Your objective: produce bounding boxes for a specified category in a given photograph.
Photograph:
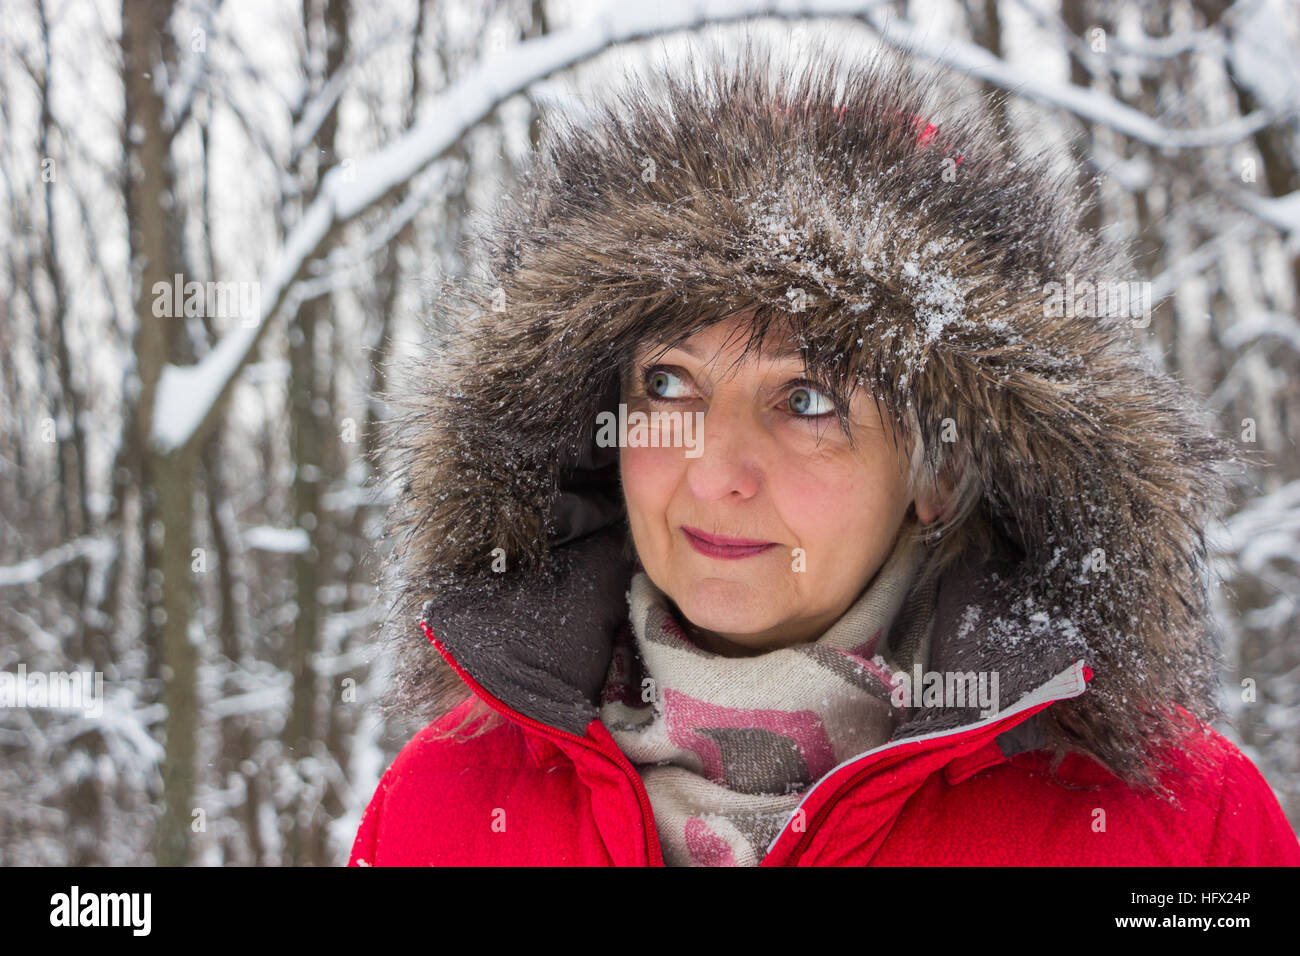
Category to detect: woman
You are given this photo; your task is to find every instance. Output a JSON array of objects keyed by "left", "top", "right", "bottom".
[{"left": 348, "top": 37, "right": 1299, "bottom": 866}]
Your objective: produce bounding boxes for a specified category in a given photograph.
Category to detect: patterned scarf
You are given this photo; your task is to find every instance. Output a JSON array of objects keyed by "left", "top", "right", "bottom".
[{"left": 597, "top": 524, "right": 937, "bottom": 866}]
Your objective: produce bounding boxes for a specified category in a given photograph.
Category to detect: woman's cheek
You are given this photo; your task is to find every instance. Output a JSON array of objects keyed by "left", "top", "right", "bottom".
[
  {"left": 773, "top": 451, "right": 897, "bottom": 553},
  {"left": 762, "top": 452, "right": 834, "bottom": 558},
  {"left": 620, "top": 444, "right": 681, "bottom": 515}
]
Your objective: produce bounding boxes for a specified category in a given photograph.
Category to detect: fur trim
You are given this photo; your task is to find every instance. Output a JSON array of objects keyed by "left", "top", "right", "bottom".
[{"left": 376, "top": 33, "right": 1240, "bottom": 794}]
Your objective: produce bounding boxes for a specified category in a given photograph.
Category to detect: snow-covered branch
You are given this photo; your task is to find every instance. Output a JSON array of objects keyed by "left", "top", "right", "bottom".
[
  {"left": 1225, "top": 0, "right": 1300, "bottom": 117},
  {"left": 243, "top": 525, "right": 311, "bottom": 555},
  {"left": 863, "top": 7, "right": 1286, "bottom": 149},
  {"left": 1008, "top": 0, "right": 1221, "bottom": 73},
  {"left": 1213, "top": 479, "right": 1300, "bottom": 576},
  {"left": 0, "top": 537, "right": 116, "bottom": 589},
  {"left": 1221, "top": 310, "right": 1300, "bottom": 352},
  {"left": 1147, "top": 220, "right": 1259, "bottom": 302},
  {"left": 164, "top": 0, "right": 224, "bottom": 134},
  {"left": 309, "top": 164, "right": 448, "bottom": 278},
  {"left": 1232, "top": 188, "right": 1300, "bottom": 239},
  {"left": 288, "top": 18, "right": 411, "bottom": 167},
  {"left": 150, "top": 0, "right": 902, "bottom": 456}
]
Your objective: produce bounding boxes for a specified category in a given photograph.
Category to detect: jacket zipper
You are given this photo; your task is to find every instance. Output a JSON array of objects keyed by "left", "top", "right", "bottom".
[
  {"left": 421, "top": 620, "right": 665, "bottom": 866},
  {"left": 424, "top": 617, "right": 1089, "bottom": 867},
  {"left": 767, "top": 660, "right": 1094, "bottom": 864}
]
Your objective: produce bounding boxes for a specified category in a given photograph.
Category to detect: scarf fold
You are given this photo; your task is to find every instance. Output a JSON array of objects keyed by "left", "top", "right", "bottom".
[{"left": 597, "top": 523, "right": 937, "bottom": 866}]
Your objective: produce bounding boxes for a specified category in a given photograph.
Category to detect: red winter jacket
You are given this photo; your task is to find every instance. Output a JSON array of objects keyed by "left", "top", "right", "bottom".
[{"left": 349, "top": 624, "right": 1300, "bottom": 866}]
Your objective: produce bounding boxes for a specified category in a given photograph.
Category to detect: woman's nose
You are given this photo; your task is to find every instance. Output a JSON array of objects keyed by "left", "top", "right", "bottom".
[{"left": 684, "top": 396, "right": 763, "bottom": 501}]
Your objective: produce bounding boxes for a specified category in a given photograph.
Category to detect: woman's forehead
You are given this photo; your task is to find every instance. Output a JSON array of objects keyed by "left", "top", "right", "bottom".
[
  {"left": 643, "top": 338, "right": 806, "bottom": 366},
  {"left": 637, "top": 314, "right": 807, "bottom": 363}
]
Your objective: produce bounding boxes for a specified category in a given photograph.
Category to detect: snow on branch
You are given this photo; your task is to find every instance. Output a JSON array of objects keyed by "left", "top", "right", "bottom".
[
  {"left": 50, "top": 698, "right": 168, "bottom": 768},
  {"left": 164, "top": 0, "right": 223, "bottom": 134},
  {"left": 310, "top": 165, "right": 449, "bottom": 279},
  {"left": 1226, "top": 0, "right": 1300, "bottom": 116},
  {"left": 1221, "top": 310, "right": 1300, "bottom": 352},
  {"left": 0, "top": 537, "right": 117, "bottom": 589},
  {"left": 1147, "top": 220, "right": 1259, "bottom": 302},
  {"left": 1008, "top": 0, "right": 1221, "bottom": 73},
  {"left": 153, "top": 0, "right": 884, "bottom": 455},
  {"left": 863, "top": 8, "right": 1286, "bottom": 149},
  {"left": 243, "top": 525, "right": 311, "bottom": 555},
  {"left": 1212, "top": 479, "right": 1300, "bottom": 575},
  {"left": 1232, "top": 189, "right": 1300, "bottom": 238},
  {"left": 288, "top": 19, "right": 413, "bottom": 167}
]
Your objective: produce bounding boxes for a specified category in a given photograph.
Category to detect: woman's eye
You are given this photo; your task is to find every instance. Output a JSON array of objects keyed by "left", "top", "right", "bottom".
[
  {"left": 645, "top": 367, "right": 690, "bottom": 399},
  {"left": 786, "top": 385, "right": 836, "bottom": 417},
  {"left": 642, "top": 366, "right": 834, "bottom": 417}
]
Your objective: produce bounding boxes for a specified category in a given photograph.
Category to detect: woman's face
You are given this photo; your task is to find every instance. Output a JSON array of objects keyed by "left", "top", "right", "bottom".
[{"left": 619, "top": 311, "right": 942, "bottom": 657}]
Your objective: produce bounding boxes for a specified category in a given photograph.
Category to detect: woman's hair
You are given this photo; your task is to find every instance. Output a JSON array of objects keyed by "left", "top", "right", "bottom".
[{"left": 898, "top": 403, "right": 989, "bottom": 589}]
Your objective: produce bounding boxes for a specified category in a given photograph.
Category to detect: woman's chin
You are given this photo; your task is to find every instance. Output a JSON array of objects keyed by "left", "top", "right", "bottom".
[{"left": 673, "top": 577, "right": 775, "bottom": 635}]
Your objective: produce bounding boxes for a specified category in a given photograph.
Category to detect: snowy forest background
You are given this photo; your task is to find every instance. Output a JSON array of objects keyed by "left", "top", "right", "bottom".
[{"left": 1, "top": 0, "right": 1298, "bottom": 865}]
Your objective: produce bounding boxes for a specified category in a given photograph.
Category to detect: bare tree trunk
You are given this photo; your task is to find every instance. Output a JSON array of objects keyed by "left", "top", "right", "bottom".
[
  {"left": 198, "top": 95, "right": 243, "bottom": 665},
  {"left": 963, "top": 0, "right": 1012, "bottom": 141},
  {"left": 34, "top": 0, "right": 106, "bottom": 864},
  {"left": 122, "top": 0, "right": 196, "bottom": 865},
  {"left": 1226, "top": 76, "right": 1300, "bottom": 292},
  {"left": 155, "top": 448, "right": 199, "bottom": 863},
  {"left": 36, "top": 0, "right": 92, "bottom": 624},
  {"left": 1125, "top": 5, "right": 1170, "bottom": 354},
  {"left": 1190, "top": 0, "right": 1300, "bottom": 286},
  {"left": 285, "top": 0, "right": 349, "bottom": 866},
  {"left": 1060, "top": 0, "right": 1104, "bottom": 235}
]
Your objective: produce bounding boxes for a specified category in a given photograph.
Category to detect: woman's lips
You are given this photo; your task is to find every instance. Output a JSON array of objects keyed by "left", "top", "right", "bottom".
[{"left": 680, "top": 525, "right": 777, "bottom": 560}]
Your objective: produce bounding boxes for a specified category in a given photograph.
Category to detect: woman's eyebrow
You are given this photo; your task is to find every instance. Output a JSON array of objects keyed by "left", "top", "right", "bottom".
[{"left": 651, "top": 341, "right": 805, "bottom": 361}]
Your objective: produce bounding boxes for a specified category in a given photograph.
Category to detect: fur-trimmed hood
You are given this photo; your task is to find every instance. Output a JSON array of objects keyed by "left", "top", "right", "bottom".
[{"left": 377, "top": 35, "right": 1240, "bottom": 794}]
